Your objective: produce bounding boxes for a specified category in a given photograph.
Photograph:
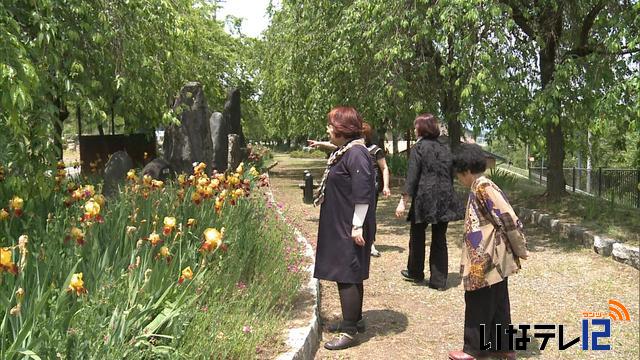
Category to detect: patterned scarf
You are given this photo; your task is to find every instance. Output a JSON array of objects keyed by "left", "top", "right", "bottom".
[{"left": 314, "top": 138, "right": 366, "bottom": 206}]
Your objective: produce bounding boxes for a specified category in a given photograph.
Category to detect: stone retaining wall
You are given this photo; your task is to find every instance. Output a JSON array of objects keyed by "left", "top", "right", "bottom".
[
  {"left": 266, "top": 185, "right": 320, "bottom": 360},
  {"left": 515, "top": 206, "right": 639, "bottom": 270}
]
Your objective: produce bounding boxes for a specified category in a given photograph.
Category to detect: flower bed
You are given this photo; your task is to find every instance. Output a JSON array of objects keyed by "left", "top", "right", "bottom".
[{"left": 0, "top": 161, "right": 306, "bottom": 358}]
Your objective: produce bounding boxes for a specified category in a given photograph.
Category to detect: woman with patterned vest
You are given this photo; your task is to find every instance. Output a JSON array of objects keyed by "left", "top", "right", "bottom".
[{"left": 448, "top": 143, "right": 528, "bottom": 360}]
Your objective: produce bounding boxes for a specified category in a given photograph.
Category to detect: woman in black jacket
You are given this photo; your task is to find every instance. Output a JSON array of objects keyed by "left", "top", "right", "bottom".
[{"left": 395, "top": 113, "right": 462, "bottom": 290}]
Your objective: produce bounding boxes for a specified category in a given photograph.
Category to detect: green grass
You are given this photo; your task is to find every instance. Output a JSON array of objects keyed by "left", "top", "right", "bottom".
[
  {"left": 507, "top": 177, "right": 640, "bottom": 246},
  {"left": 289, "top": 149, "right": 327, "bottom": 159}
]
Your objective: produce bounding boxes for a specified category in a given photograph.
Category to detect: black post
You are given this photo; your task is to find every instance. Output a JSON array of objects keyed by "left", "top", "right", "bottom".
[
  {"left": 572, "top": 167, "right": 576, "bottom": 192},
  {"left": 539, "top": 159, "right": 543, "bottom": 184},
  {"left": 303, "top": 172, "right": 314, "bottom": 204},
  {"left": 598, "top": 167, "right": 603, "bottom": 197},
  {"left": 636, "top": 169, "right": 639, "bottom": 209},
  {"left": 77, "top": 105, "right": 82, "bottom": 136}
]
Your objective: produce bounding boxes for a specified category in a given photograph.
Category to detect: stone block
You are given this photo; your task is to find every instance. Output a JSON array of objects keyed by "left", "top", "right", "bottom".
[
  {"left": 539, "top": 214, "right": 552, "bottom": 228},
  {"left": 103, "top": 150, "right": 133, "bottom": 196},
  {"left": 592, "top": 235, "right": 616, "bottom": 256},
  {"left": 568, "top": 225, "right": 586, "bottom": 244},
  {"left": 612, "top": 243, "right": 640, "bottom": 270},
  {"left": 143, "top": 158, "right": 172, "bottom": 181}
]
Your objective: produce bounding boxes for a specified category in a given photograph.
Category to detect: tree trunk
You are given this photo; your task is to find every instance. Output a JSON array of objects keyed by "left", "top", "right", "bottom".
[
  {"left": 539, "top": 5, "right": 566, "bottom": 199},
  {"left": 392, "top": 132, "right": 399, "bottom": 155},
  {"left": 53, "top": 97, "right": 69, "bottom": 161},
  {"left": 405, "top": 128, "right": 411, "bottom": 159},
  {"left": 545, "top": 121, "right": 566, "bottom": 197},
  {"left": 77, "top": 105, "right": 82, "bottom": 137},
  {"left": 586, "top": 130, "right": 593, "bottom": 193},
  {"left": 377, "top": 125, "right": 387, "bottom": 151},
  {"left": 111, "top": 105, "right": 116, "bottom": 135},
  {"left": 442, "top": 88, "right": 462, "bottom": 151}
]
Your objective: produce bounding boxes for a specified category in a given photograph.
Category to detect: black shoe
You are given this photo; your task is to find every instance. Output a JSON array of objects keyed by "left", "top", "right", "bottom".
[
  {"left": 324, "top": 332, "right": 357, "bottom": 350},
  {"left": 428, "top": 283, "right": 447, "bottom": 291},
  {"left": 327, "top": 319, "right": 366, "bottom": 333},
  {"left": 401, "top": 269, "right": 424, "bottom": 283}
]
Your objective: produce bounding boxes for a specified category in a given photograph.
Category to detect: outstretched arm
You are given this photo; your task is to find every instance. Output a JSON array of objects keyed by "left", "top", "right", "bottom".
[{"left": 307, "top": 140, "right": 337, "bottom": 152}]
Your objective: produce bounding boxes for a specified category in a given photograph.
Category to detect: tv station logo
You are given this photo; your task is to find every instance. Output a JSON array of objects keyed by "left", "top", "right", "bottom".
[{"left": 480, "top": 299, "right": 631, "bottom": 352}]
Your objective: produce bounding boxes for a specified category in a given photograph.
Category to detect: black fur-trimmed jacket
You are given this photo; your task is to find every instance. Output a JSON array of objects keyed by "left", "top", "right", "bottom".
[{"left": 404, "top": 137, "right": 464, "bottom": 224}]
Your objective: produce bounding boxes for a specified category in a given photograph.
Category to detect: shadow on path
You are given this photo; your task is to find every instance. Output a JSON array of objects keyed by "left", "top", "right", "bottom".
[{"left": 358, "top": 309, "right": 409, "bottom": 344}]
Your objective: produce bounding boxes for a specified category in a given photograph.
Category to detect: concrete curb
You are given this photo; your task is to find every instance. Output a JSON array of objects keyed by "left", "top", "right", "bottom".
[
  {"left": 275, "top": 229, "right": 321, "bottom": 360},
  {"left": 515, "top": 206, "right": 640, "bottom": 270},
  {"left": 264, "top": 181, "right": 320, "bottom": 360}
]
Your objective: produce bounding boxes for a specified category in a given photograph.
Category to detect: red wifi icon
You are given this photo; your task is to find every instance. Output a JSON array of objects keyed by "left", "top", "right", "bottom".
[{"left": 608, "top": 299, "right": 630, "bottom": 321}]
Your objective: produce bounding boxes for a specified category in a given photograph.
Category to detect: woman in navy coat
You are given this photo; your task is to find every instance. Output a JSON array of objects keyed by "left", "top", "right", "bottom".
[{"left": 313, "top": 106, "right": 376, "bottom": 350}]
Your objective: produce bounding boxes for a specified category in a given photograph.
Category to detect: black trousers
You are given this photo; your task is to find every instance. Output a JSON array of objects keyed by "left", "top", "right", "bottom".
[
  {"left": 407, "top": 221, "right": 448, "bottom": 287},
  {"left": 463, "top": 278, "right": 511, "bottom": 356}
]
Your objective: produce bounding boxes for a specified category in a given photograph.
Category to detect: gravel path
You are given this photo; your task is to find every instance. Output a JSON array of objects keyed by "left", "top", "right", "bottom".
[{"left": 269, "top": 154, "right": 639, "bottom": 359}]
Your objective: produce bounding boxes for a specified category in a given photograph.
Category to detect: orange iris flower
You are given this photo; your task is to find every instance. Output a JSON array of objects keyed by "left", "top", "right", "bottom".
[{"left": 178, "top": 266, "right": 193, "bottom": 283}]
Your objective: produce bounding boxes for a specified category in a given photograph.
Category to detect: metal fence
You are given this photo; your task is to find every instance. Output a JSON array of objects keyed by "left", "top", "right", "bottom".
[{"left": 528, "top": 167, "right": 640, "bottom": 208}]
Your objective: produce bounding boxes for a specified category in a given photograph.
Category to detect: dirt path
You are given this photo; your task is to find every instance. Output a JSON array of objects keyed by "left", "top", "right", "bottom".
[{"left": 268, "top": 154, "right": 639, "bottom": 359}]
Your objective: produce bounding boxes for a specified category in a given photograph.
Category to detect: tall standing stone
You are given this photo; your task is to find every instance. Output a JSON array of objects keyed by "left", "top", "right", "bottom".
[
  {"left": 142, "top": 158, "right": 172, "bottom": 181},
  {"left": 163, "top": 82, "right": 214, "bottom": 174},
  {"left": 228, "top": 134, "right": 242, "bottom": 171},
  {"left": 223, "top": 88, "right": 245, "bottom": 149},
  {"left": 209, "top": 112, "right": 228, "bottom": 171},
  {"left": 103, "top": 150, "right": 133, "bottom": 196}
]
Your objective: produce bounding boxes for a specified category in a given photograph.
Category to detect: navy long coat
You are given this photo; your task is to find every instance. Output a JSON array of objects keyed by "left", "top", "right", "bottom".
[{"left": 314, "top": 145, "right": 376, "bottom": 283}]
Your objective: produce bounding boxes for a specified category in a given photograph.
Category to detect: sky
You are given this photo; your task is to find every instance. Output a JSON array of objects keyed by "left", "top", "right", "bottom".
[{"left": 217, "top": 0, "right": 275, "bottom": 38}]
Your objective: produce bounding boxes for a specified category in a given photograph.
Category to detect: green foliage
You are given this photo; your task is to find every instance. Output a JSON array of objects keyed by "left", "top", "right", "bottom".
[
  {"left": 247, "top": 144, "right": 274, "bottom": 171},
  {"left": 258, "top": 0, "right": 504, "bottom": 143},
  {"left": 1, "top": 0, "right": 254, "bottom": 168},
  {"left": 258, "top": 0, "right": 638, "bottom": 197},
  {"left": 289, "top": 150, "right": 326, "bottom": 159},
  {"left": 488, "top": 168, "right": 519, "bottom": 192},
  {"left": 387, "top": 154, "right": 409, "bottom": 178},
  {"left": 0, "top": 165, "right": 304, "bottom": 358}
]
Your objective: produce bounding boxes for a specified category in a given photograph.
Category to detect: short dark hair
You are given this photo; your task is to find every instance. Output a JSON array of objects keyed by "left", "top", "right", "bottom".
[
  {"left": 328, "top": 106, "right": 363, "bottom": 139},
  {"left": 452, "top": 143, "right": 487, "bottom": 174},
  {"left": 414, "top": 113, "right": 440, "bottom": 139}
]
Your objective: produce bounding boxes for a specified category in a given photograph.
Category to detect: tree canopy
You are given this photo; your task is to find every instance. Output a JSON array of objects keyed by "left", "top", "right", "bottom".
[
  {"left": 1, "top": 0, "right": 249, "bottom": 166},
  {"left": 257, "top": 0, "right": 639, "bottom": 197},
  {"left": 2, "top": 0, "right": 638, "bottom": 199}
]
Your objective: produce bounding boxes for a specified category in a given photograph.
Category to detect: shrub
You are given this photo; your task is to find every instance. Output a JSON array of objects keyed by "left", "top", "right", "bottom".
[
  {"left": 488, "top": 168, "right": 519, "bottom": 191},
  {"left": 247, "top": 144, "right": 273, "bottom": 171},
  {"left": 388, "top": 154, "right": 408, "bottom": 178}
]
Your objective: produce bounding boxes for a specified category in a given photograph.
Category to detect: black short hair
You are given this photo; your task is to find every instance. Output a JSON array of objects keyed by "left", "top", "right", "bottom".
[{"left": 452, "top": 143, "right": 487, "bottom": 174}]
